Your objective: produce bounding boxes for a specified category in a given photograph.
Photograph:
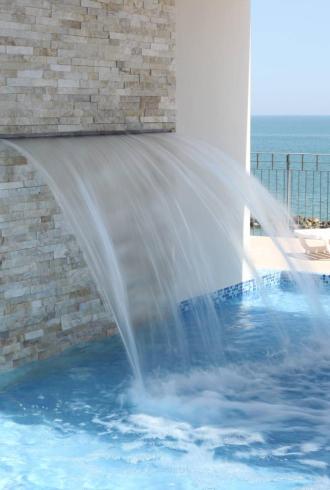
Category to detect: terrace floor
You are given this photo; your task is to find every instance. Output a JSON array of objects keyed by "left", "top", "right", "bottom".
[{"left": 249, "top": 236, "right": 330, "bottom": 274}]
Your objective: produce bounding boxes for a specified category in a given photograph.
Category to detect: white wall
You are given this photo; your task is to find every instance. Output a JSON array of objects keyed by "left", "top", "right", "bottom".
[
  {"left": 176, "top": 0, "right": 251, "bottom": 163},
  {"left": 176, "top": 0, "right": 251, "bottom": 287}
]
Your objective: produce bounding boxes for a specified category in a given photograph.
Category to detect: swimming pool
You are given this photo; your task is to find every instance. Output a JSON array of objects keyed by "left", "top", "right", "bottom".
[{"left": 1, "top": 279, "right": 330, "bottom": 489}]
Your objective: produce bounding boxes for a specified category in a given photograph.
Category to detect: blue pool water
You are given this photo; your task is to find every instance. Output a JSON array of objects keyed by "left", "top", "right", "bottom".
[{"left": 1, "top": 282, "right": 330, "bottom": 489}]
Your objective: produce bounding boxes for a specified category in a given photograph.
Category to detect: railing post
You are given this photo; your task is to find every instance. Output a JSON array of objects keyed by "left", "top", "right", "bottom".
[{"left": 286, "top": 154, "right": 291, "bottom": 215}]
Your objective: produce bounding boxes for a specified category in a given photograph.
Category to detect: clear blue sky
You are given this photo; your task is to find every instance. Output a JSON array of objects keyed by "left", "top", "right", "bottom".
[{"left": 252, "top": 0, "right": 330, "bottom": 115}]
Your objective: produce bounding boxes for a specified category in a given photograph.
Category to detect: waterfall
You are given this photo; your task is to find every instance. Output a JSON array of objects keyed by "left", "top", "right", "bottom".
[{"left": 3, "top": 134, "right": 321, "bottom": 381}]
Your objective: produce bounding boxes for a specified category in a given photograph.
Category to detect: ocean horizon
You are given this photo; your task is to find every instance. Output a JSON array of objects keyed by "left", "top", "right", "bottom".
[{"left": 251, "top": 115, "right": 330, "bottom": 154}]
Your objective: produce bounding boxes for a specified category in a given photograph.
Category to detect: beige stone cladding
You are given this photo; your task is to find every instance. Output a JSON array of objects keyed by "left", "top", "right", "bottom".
[
  {"left": 0, "top": 0, "right": 176, "bottom": 135},
  {"left": 0, "top": 142, "right": 117, "bottom": 372}
]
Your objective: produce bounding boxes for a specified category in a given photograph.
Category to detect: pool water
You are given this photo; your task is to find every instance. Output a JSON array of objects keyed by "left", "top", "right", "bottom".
[{"left": 1, "top": 284, "right": 330, "bottom": 490}]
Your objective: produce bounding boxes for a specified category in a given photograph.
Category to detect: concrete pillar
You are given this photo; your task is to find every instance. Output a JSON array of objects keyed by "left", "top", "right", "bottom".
[{"left": 176, "top": 0, "right": 251, "bottom": 286}]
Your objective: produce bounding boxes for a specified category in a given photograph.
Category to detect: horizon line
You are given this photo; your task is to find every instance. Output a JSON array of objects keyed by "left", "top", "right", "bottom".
[{"left": 252, "top": 114, "right": 330, "bottom": 117}]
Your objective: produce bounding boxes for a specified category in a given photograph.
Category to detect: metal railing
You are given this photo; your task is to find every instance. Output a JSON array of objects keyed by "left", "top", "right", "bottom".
[{"left": 251, "top": 152, "right": 330, "bottom": 234}]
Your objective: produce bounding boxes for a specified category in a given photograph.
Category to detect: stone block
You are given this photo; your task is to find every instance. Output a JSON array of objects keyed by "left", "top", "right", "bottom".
[
  {"left": 24, "top": 329, "right": 44, "bottom": 341},
  {"left": 6, "top": 46, "right": 34, "bottom": 55}
]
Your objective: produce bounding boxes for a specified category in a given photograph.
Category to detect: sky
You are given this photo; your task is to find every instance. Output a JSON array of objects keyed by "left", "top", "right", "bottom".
[{"left": 252, "top": 0, "right": 330, "bottom": 115}]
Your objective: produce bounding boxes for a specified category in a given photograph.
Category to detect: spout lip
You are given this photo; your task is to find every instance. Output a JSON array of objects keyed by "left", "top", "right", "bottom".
[{"left": 0, "top": 128, "right": 175, "bottom": 140}]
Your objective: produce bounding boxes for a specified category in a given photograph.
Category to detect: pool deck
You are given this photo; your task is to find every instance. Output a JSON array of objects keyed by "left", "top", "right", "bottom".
[{"left": 249, "top": 236, "right": 330, "bottom": 274}]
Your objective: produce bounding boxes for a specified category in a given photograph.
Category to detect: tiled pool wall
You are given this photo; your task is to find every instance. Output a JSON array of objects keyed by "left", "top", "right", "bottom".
[
  {"left": 179, "top": 271, "right": 282, "bottom": 313},
  {"left": 180, "top": 270, "right": 330, "bottom": 314},
  {"left": 279, "top": 271, "right": 330, "bottom": 294},
  {"left": 214, "top": 270, "right": 330, "bottom": 300}
]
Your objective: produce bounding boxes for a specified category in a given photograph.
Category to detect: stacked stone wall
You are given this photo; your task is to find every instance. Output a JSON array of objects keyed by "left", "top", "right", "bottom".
[
  {"left": 0, "top": 0, "right": 175, "bottom": 135},
  {"left": 0, "top": 0, "right": 176, "bottom": 372},
  {"left": 0, "top": 143, "right": 117, "bottom": 372}
]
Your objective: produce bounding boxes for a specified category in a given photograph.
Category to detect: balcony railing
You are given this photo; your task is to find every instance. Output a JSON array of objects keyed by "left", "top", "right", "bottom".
[{"left": 251, "top": 152, "right": 330, "bottom": 234}]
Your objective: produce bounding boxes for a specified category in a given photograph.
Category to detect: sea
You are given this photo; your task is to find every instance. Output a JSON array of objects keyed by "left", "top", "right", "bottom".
[
  {"left": 251, "top": 116, "right": 330, "bottom": 222},
  {"left": 251, "top": 115, "right": 330, "bottom": 154}
]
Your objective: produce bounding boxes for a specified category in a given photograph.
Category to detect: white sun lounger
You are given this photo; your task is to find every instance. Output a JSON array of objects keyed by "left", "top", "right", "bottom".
[{"left": 294, "top": 228, "right": 330, "bottom": 255}]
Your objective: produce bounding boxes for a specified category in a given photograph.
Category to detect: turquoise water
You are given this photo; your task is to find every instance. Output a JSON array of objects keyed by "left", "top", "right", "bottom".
[
  {"left": 1, "top": 282, "right": 330, "bottom": 489},
  {"left": 252, "top": 116, "right": 330, "bottom": 154}
]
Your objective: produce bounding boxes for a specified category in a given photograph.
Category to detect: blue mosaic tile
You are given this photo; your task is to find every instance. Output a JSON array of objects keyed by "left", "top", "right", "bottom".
[
  {"left": 179, "top": 270, "right": 282, "bottom": 313},
  {"left": 178, "top": 270, "right": 330, "bottom": 314},
  {"left": 280, "top": 271, "right": 330, "bottom": 291}
]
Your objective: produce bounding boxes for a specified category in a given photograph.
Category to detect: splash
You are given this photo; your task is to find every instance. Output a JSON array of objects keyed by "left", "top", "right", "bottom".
[
  {"left": 3, "top": 133, "right": 321, "bottom": 380},
  {"left": 0, "top": 274, "right": 329, "bottom": 488}
]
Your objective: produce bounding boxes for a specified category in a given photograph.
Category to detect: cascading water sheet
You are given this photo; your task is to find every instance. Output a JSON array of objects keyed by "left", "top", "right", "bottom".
[
  {"left": 3, "top": 134, "right": 321, "bottom": 380},
  {"left": 2, "top": 134, "right": 330, "bottom": 489}
]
